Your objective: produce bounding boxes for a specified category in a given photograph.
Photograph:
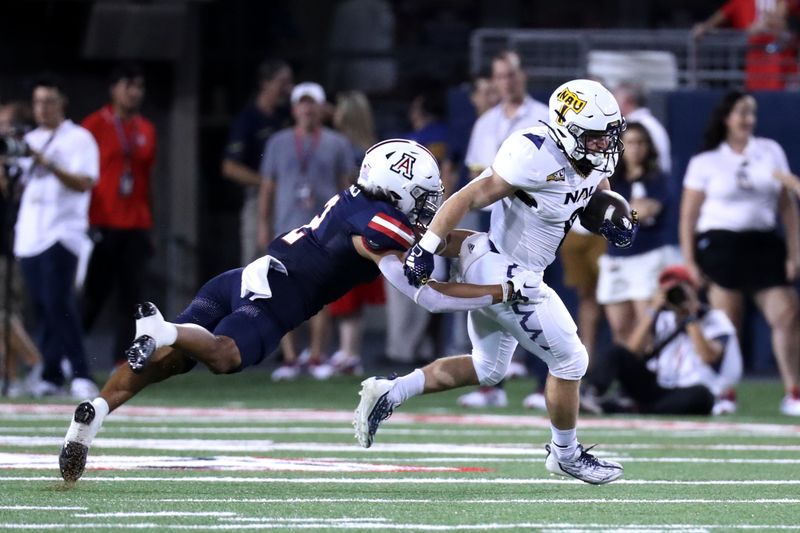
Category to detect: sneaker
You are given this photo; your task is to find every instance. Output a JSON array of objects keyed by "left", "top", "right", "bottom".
[
  {"left": 329, "top": 350, "right": 363, "bottom": 375},
  {"left": 353, "top": 376, "right": 397, "bottom": 448},
  {"left": 60, "top": 399, "right": 108, "bottom": 483},
  {"left": 29, "top": 379, "right": 64, "bottom": 398},
  {"left": 505, "top": 360, "right": 528, "bottom": 379},
  {"left": 522, "top": 391, "right": 548, "bottom": 411},
  {"left": 308, "top": 362, "right": 335, "bottom": 380},
  {"left": 712, "top": 398, "right": 737, "bottom": 416},
  {"left": 126, "top": 302, "right": 169, "bottom": 373},
  {"left": 70, "top": 378, "right": 99, "bottom": 400},
  {"left": 780, "top": 395, "right": 800, "bottom": 416},
  {"left": 457, "top": 387, "right": 508, "bottom": 408},
  {"left": 271, "top": 364, "right": 301, "bottom": 381},
  {"left": 545, "top": 443, "right": 623, "bottom": 485}
]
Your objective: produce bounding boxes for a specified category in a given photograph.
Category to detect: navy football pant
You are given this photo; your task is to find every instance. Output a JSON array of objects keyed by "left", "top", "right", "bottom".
[{"left": 174, "top": 268, "right": 287, "bottom": 371}]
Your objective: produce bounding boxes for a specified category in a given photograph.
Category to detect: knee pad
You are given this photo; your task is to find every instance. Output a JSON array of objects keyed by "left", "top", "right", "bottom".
[
  {"left": 548, "top": 347, "right": 588, "bottom": 381},
  {"left": 471, "top": 350, "right": 509, "bottom": 386}
]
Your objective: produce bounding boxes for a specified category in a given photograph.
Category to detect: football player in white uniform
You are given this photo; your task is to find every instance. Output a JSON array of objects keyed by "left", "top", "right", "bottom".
[{"left": 354, "top": 79, "right": 636, "bottom": 485}]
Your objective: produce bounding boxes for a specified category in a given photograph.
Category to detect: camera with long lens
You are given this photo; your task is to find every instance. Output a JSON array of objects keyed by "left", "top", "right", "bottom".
[
  {"left": 0, "top": 136, "right": 30, "bottom": 158},
  {"left": 665, "top": 284, "right": 687, "bottom": 306}
]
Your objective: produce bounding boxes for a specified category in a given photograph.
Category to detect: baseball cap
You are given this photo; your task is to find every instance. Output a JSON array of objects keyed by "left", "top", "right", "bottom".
[
  {"left": 658, "top": 265, "right": 696, "bottom": 288},
  {"left": 291, "top": 82, "right": 326, "bottom": 104}
]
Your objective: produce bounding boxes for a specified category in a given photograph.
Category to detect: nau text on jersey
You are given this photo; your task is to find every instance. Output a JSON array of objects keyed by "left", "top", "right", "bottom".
[{"left": 563, "top": 185, "right": 595, "bottom": 204}]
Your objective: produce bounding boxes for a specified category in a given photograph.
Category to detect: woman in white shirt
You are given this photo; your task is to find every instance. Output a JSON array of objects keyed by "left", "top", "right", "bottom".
[{"left": 679, "top": 90, "right": 800, "bottom": 416}]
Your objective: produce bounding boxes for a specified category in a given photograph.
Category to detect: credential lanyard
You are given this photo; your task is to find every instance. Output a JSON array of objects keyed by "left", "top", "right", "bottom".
[
  {"left": 294, "top": 130, "right": 321, "bottom": 175},
  {"left": 29, "top": 125, "right": 60, "bottom": 178}
]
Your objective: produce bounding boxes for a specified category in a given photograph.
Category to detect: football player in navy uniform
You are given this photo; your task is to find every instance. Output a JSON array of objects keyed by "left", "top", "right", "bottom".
[{"left": 58, "top": 138, "right": 540, "bottom": 483}]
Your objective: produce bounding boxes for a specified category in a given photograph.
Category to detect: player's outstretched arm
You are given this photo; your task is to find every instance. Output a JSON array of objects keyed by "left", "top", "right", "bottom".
[
  {"left": 404, "top": 171, "right": 515, "bottom": 287},
  {"left": 353, "top": 236, "right": 532, "bottom": 312}
]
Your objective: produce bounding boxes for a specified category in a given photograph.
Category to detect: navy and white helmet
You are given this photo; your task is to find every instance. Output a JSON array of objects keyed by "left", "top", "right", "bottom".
[
  {"left": 357, "top": 139, "right": 443, "bottom": 229},
  {"left": 547, "top": 79, "right": 626, "bottom": 172}
]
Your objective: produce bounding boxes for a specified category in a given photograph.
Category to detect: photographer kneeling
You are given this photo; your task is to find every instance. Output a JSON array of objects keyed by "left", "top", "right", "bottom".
[{"left": 582, "top": 265, "right": 742, "bottom": 415}]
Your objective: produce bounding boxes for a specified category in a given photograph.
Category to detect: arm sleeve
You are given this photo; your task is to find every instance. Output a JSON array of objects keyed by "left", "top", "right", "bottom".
[
  {"left": 260, "top": 137, "right": 277, "bottom": 181},
  {"left": 67, "top": 130, "right": 100, "bottom": 181},
  {"left": 378, "top": 254, "right": 493, "bottom": 312},
  {"left": 361, "top": 211, "right": 415, "bottom": 252},
  {"left": 491, "top": 133, "right": 543, "bottom": 189},
  {"left": 223, "top": 113, "right": 250, "bottom": 163},
  {"left": 682, "top": 156, "right": 708, "bottom": 192}
]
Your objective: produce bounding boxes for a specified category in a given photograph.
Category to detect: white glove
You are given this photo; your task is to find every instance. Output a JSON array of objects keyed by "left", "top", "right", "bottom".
[{"left": 504, "top": 270, "right": 542, "bottom": 304}]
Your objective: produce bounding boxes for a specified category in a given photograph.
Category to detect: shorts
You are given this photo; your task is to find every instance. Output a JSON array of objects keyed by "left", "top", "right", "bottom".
[
  {"left": 174, "top": 268, "right": 293, "bottom": 370},
  {"left": 328, "top": 277, "right": 385, "bottom": 317},
  {"left": 695, "top": 230, "right": 788, "bottom": 291},
  {"left": 559, "top": 231, "right": 607, "bottom": 290},
  {"left": 459, "top": 233, "right": 588, "bottom": 383},
  {"left": 596, "top": 245, "right": 682, "bottom": 305}
]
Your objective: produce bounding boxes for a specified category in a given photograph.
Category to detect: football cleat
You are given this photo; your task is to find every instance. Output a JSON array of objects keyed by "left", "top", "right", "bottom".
[
  {"left": 353, "top": 376, "right": 397, "bottom": 448},
  {"left": 545, "top": 443, "right": 623, "bottom": 485},
  {"left": 58, "top": 401, "right": 105, "bottom": 483},
  {"left": 127, "top": 302, "right": 172, "bottom": 373}
]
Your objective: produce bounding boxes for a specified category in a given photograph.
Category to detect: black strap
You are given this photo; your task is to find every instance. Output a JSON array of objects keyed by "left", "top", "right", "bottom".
[
  {"left": 644, "top": 311, "right": 694, "bottom": 360},
  {"left": 514, "top": 190, "right": 538, "bottom": 208}
]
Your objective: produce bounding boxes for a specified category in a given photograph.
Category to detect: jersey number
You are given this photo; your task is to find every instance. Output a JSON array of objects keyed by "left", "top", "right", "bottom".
[
  {"left": 281, "top": 195, "right": 341, "bottom": 245},
  {"left": 556, "top": 207, "right": 584, "bottom": 251}
]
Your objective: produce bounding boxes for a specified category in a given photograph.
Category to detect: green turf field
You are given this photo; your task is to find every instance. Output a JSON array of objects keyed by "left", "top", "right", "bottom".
[{"left": 1, "top": 372, "right": 799, "bottom": 531}]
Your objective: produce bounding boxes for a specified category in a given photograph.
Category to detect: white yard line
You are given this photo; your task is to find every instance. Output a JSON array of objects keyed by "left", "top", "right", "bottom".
[
  {"left": 0, "top": 522, "right": 799, "bottom": 531},
  {"left": 0, "top": 505, "right": 87, "bottom": 510},
  {"left": 73, "top": 512, "right": 237, "bottom": 518},
  {"left": 2, "top": 475, "right": 800, "bottom": 485},
  {"left": 155, "top": 497, "right": 800, "bottom": 504},
  {"left": 1, "top": 403, "right": 797, "bottom": 435}
]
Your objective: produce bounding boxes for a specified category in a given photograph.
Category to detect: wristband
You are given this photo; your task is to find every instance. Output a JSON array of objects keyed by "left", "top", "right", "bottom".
[
  {"left": 419, "top": 231, "right": 443, "bottom": 254},
  {"left": 501, "top": 280, "right": 510, "bottom": 303}
]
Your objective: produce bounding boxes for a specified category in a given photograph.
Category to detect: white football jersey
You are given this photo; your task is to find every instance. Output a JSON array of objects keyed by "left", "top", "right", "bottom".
[{"left": 489, "top": 125, "right": 611, "bottom": 272}]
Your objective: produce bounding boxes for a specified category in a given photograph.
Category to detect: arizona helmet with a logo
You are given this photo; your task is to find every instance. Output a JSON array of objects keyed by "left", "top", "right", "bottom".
[
  {"left": 547, "top": 79, "right": 626, "bottom": 171},
  {"left": 357, "top": 139, "right": 443, "bottom": 230}
]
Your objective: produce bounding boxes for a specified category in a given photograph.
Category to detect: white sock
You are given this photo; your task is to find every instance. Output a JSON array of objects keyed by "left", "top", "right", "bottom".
[
  {"left": 64, "top": 397, "right": 109, "bottom": 446},
  {"left": 550, "top": 425, "right": 578, "bottom": 461},
  {"left": 386, "top": 369, "right": 425, "bottom": 406},
  {"left": 135, "top": 309, "right": 178, "bottom": 348}
]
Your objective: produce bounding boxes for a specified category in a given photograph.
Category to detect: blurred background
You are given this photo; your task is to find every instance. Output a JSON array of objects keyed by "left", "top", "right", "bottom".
[{"left": 1, "top": 0, "right": 798, "bottom": 389}]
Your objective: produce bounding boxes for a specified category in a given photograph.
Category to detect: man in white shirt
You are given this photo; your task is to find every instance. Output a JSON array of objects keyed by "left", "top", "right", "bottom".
[
  {"left": 581, "top": 265, "right": 742, "bottom": 415},
  {"left": 613, "top": 82, "right": 671, "bottom": 175},
  {"left": 464, "top": 50, "right": 549, "bottom": 180},
  {"left": 356, "top": 79, "right": 636, "bottom": 485},
  {"left": 15, "top": 75, "right": 99, "bottom": 399}
]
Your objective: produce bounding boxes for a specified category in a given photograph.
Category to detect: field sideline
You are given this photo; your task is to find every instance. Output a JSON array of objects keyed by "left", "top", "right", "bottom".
[{"left": 0, "top": 372, "right": 798, "bottom": 532}]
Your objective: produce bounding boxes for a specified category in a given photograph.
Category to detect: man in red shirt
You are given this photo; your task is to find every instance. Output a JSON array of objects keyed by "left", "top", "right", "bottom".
[
  {"left": 694, "top": 0, "right": 800, "bottom": 90},
  {"left": 82, "top": 64, "right": 156, "bottom": 366}
]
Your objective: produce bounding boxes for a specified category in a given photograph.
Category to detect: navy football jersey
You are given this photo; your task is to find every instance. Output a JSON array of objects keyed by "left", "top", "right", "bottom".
[{"left": 267, "top": 185, "right": 414, "bottom": 321}]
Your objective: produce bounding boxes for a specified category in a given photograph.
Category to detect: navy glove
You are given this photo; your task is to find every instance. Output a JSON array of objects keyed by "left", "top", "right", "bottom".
[
  {"left": 403, "top": 244, "right": 435, "bottom": 287},
  {"left": 599, "top": 209, "right": 639, "bottom": 249}
]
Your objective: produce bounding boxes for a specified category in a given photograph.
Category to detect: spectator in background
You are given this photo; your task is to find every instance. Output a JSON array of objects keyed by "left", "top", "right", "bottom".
[
  {"left": 441, "top": 73, "right": 498, "bottom": 200},
  {"left": 596, "top": 123, "right": 678, "bottom": 345},
  {"left": 680, "top": 90, "right": 800, "bottom": 416},
  {"left": 383, "top": 89, "right": 449, "bottom": 364},
  {"left": 613, "top": 82, "right": 671, "bottom": 175},
  {"left": 582, "top": 265, "right": 743, "bottom": 415},
  {"left": 259, "top": 82, "right": 355, "bottom": 380},
  {"left": 327, "top": 91, "right": 381, "bottom": 375},
  {"left": 0, "top": 101, "right": 42, "bottom": 396},
  {"left": 458, "top": 50, "right": 549, "bottom": 408},
  {"left": 222, "top": 59, "right": 293, "bottom": 266},
  {"left": 464, "top": 50, "right": 548, "bottom": 182},
  {"left": 81, "top": 64, "right": 156, "bottom": 367},
  {"left": 693, "top": 0, "right": 800, "bottom": 90},
  {"left": 15, "top": 75, "right": 99, "bottom": 398}
]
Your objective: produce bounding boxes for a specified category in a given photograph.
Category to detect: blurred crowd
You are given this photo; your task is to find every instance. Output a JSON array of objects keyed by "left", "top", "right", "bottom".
[{"left": 0, "top": 0, "right": 799, "bottom": 417}]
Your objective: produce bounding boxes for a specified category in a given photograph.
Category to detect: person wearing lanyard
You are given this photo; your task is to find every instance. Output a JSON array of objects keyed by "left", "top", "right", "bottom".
[
  {"left": 258, "top": 82, "right": 356, "bottom": 380},
  {"left": 15, "top": 74, "right": 99, "bottom": 398},
  {"left": 81, "top": 64, "right": 157, "bottom": 369}
]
